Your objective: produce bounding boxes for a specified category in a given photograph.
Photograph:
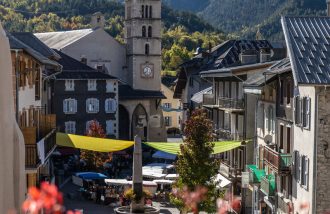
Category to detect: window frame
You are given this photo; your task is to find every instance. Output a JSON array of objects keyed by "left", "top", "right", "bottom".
[
  {"left": 105, "top": 98, "right": 117, "bottom": 113},
  {"left": 63, "top": 98, "right": 77, "bottom": 114},
  {"left": 87, "top": 80, "right": 97, "bottom": 91},
  {"left": 65, "top": 121, "right": 76, "bottom": 134},
  {"left": 86, "top": 98, "right": 100, "bottom": 114},
  {"left": 65, "top": 80, "right": 75, "bottom": 91}
]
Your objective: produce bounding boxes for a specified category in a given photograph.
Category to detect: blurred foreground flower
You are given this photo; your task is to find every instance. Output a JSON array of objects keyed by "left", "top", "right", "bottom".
[
  {"left": 172, "top": 186, "right": 208, "bottom": 213},
  {"left": 217, "top": 194, "right": 241, "bottom": 214},
  {"left": 22, "top": 182, "right": 80, "bottom": 214}
]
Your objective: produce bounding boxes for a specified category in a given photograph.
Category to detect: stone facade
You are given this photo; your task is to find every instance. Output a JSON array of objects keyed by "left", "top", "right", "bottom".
[{"left": 316, "top": 88, "right": 330, "bottom": 214}]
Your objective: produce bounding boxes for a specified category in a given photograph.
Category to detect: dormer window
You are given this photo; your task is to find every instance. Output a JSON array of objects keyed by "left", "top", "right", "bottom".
[{"left": 97, "top": 16, "right": 101, "bottom": 23}]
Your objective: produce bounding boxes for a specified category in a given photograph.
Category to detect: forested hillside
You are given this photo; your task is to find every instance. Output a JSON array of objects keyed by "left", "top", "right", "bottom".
[
  {"left": 0, "top": 0, "right": 225, "bottom": 73},
  {"left": 163, "top": 0, "right": 327, "bottom": 40}
]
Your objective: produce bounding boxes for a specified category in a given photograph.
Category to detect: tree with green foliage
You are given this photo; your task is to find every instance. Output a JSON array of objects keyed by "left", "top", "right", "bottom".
[{"left": 172, "top": 109, "right": 220, "bottom": 213}]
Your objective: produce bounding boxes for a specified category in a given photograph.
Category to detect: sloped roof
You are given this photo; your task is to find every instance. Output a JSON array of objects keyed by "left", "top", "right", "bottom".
[
  {"left": 244, "top": 58, "right": 291, "bottom": 88},
  {"left": 191, "top": 87, "right": 212, "bottom": 104},
  {"left": 119, "top": 85, "right": 166, "bottom": 100},
  {"left": 35, "top": 28, "right": 94, "bottom": 50},
  {"left": 11, "top": 32, "right": 60, "bottom": 59},
  {"left": 54, "top": 50, "right": 115, "bottom": 80},
  {"left": 7, "top": 33, "right": 59, "bottom": 67},
  {"left": 282, "top": 16, "right": 330, "bottom": 85}
]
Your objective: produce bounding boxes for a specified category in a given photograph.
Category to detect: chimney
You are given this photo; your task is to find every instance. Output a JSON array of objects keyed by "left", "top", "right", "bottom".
[
  {"left": 91, "top": 12, "right": 105, "bottom": 29},
  {"left": 328, "top": 0, "right": 330, "bottom": 16}
]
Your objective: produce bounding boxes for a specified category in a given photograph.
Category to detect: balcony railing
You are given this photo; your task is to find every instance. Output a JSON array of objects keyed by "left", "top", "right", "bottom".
[
  {"left": 25, "top": 144, "right": 39, "bottom": 168},
  {"left": 260, "top": 174, "right": 275, "bottom": 197},
  {"left": 24, "top": 131, "right": 56, "bottom": 169},
  {"left": 221, "top": 162, "right": 242, "bottom": 178},
  {"left": 215, "top": 128, "right": 244, "bottom": 141},
  {"left": 218, "top": 97, "right": 244, "bottom": 110},
  {"left": 277, "top": 195, "right": 292, "bottom": 214},
  {"left": 247, "top": 165, "right": 266, "bottom": 184},
  {"left": 203, "top": 94, "right": 215, "bottom": 106},
  {"left": 263, "top": 146, "right": 292, "bottom": 173}
]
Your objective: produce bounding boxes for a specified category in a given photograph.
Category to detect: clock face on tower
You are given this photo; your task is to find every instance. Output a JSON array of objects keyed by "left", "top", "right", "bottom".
[{"left": 141, "top": 64, "right": 154, "bottom": 78}]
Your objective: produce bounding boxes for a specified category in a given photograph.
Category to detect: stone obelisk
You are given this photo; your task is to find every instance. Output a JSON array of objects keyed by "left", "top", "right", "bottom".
[{"left": 130, "top": 134, "right": 144, "bottom": 213}]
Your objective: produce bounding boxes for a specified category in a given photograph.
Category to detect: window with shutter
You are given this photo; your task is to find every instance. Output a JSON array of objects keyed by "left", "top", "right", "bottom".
[
  {"left": 305, "top": 98, "right": 311, "bottom": 129},
  {"left": 301, "top": 155, "right": 306, "bottom": 186},
  {"left": 265, "top": 107, "right": 269, "bottom": 132},
  {"left": 88, "top": 80, "right": 97, "bottom": 91},
  {"left": 295, "top": 96, "right": 301, "bottom": 125},
  {"left": 106, "top": 120, "right": 116, "bottom": 135},
  {"left": 294, "top": 151, "right": 300, "bottom": 182},
  {"left": 305, "top": 158, "right": 309, "bottom": 189},
  {"left": 86, "top": 98, "right": 99, "bottom": 113},
  {"left": 63, "top": 99, "right": 77, "bottom": 114},
  {"left": 105, "top": 98, "right": 117, "bottom": 113},
  {"left": 65, "top": 80, "right": 75, "bottom": 91},
  {"left": 106, "top": 80, "right": 117, "bottom": 93},
  {"left": 65, "top": 121, "right": 76, "bottom": 134}
]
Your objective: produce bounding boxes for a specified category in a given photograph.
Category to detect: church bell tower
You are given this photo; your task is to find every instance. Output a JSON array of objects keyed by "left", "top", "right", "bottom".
[{"left": 125, "top": 0, "right": 162, "bottom": 91}]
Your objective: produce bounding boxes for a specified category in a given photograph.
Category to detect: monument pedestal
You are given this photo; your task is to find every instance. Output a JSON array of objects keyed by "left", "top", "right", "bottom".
[{"left": 115, "top": 135, "right": 159, "bottom": 214}]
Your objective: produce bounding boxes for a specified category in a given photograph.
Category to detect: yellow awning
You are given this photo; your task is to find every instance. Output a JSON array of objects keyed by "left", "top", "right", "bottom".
[
  {"left": 56, "top": 133, "right": 134, "bottom": 152},
  {"left": 56, "top": 133, "right": 243, "bottom": 154}
]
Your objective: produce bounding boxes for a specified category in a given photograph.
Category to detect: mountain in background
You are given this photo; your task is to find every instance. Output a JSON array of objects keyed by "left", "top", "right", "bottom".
[{"left": 164, "top": 0, "right": 327, "bottom": 40}]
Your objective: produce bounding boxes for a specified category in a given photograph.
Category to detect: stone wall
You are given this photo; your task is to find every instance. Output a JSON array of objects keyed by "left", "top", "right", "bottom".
[{"left": 316, "top": 88, "right": 330, "bottom": 213}]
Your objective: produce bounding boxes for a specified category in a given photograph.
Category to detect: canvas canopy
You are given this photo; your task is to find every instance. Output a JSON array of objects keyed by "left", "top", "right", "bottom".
[
  {"left": 56, "top": 133, "right": 134, "bottom": 152},
  {"left": 152, "top": 151, "right": 177, "bottom": 160},
  {"left": 56, "top": 133, "right": 243, "bottom": 155}
]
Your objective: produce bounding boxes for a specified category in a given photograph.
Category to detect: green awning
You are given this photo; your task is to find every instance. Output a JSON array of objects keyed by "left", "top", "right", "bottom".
[{"left": 247, "top": 165, "right": 266, "bottom": 183}]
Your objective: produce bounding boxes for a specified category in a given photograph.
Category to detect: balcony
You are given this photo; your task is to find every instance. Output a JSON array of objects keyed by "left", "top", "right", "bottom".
[
  {"left": 203, "top": 94, "right": 215, "bottom": 106},
  {"left": 263, "top": 146, "right": 292, "bottom": 174},
  {"left": 25, "top": 144, "right": 39, "bottom": 168},
  {"left": 24, "top": 132, "right": 56, "bottom": 169},
  {"left": 277, "top": 195, "right": 292, "bottom": 214},
  {"left": 247, "top": 165, "right": 266, "bottom": 184},
  {"left": 260, "top": 174, "right": 275, "bottom": 197},
  {"left": 218, "top": 97, "right": 244, "bottom": 111},
  {"left": 220, "top": 162, "right": 242, "bottom": 178},
  {"left": 216, "top": 128, "right": 244, "bottom": 141}
]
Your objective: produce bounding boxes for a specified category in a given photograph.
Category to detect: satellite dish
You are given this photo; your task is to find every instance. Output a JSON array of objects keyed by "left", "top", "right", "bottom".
[{"left": 264, "top": 135, "right": 273, "bottom": 144}]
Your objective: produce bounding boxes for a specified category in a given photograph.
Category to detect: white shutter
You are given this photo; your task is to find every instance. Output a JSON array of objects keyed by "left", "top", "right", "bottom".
[
  {"left": 305, "top": 158, "right": 309, "bottom": 188},
  {"left": 306, "top": 97, "right": 311, "bottom": 129},
  {"left": 105, "top": 99, "right": 110, "bottom": 112},
  {"left": 74, "top": 99, "right": 77, "bottom": 113},
  {"left": 63, "top": 100, "right": 67, "bottom": 113},
  {"left": 112, "top": 99, "right": 117, "bottom": 112},
  {"left": 95, "top": 99, "right": 99, "bottom": 112},
  {"left": 265, "top": 107, "right": 269, "bottom": 132}
]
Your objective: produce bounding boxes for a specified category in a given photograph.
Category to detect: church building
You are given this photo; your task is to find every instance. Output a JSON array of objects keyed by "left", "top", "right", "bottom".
[{"left": 35, "top": 0, "right": 166, "bottom": 142}]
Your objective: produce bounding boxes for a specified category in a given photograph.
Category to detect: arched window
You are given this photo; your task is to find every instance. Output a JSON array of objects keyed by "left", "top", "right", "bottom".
[
  {"left": 142, "top": 26, "right": 146, "bottom": 37},
  {"left": 145, "top": 44, "right": 150, "bottom": 55},
  {"left": 145, "top": 5, "right": 149, "bottom": 18},
  {"left": 148, "top": 26, "right": 152, "bottom": 37},
  {"left": 149, "top": 6, "right": 152, "bottom": 18},
  {"left": 141, "top": 5, "right": 144, "bottom": 18}
]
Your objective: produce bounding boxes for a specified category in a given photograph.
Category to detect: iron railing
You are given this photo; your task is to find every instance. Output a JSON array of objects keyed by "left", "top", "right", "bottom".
[
  {"left": 218, "top": 97, "right": 244, "bottom": 110},
  {"left": 263, "top": 146, "right": 292, "bottom": 172}
]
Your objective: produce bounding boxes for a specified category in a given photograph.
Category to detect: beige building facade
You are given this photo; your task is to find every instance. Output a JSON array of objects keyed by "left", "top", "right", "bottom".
[{"left": 161, "top": 83, "right": 181, "bottom": 130}]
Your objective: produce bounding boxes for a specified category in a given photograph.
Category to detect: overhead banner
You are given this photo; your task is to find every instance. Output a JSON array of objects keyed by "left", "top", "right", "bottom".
[{"left": 56, "top": 133, "right": 134, "bottom": 152}]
